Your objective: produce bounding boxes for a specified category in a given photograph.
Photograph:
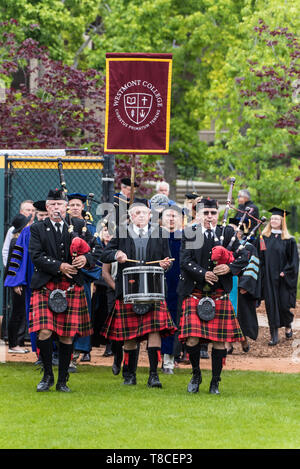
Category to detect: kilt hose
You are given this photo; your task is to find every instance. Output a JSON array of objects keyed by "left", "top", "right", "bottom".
[
  {"left": 29, "top": 278, "right": 93, "bottom": 338},
  {"left": 101, "top": 299, "right": 177, "bottom": 342},
  {"left": 179, "top": 289, "right": 244, "bottom": 343}
]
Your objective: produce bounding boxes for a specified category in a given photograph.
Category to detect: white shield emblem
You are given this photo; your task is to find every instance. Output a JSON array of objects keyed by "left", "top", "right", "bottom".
[{"left": 124, "top": 93, "right": 153, "bottom": 125}]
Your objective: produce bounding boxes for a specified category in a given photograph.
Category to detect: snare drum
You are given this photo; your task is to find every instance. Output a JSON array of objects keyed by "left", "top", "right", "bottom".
[{"left": 123, "top": 266, "right": 165, "bottom": 304}]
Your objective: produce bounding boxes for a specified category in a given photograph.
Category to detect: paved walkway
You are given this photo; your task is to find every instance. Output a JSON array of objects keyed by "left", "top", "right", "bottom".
[{"left": 257, "top": 313, "right": 300, "bottom": 330}]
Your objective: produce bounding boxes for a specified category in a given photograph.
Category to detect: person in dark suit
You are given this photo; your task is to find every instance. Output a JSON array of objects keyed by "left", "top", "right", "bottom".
[
  {"left": 178, "top": 198, "right": 249, "bottom": 395},
  {"left": 235, "top": 190, "right": 260, "bottom": 240},
  {"left": 100, "top": 200, "right": 177, "bottom": 389},
  {"left": 28, "top": 189, "right": 101, "bottom": 393}
]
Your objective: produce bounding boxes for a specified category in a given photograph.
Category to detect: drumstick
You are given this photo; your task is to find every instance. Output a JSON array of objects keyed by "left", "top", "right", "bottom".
[
  {"left": 146, "top": 258, "right": 175, "bottom": 264},
  {"left": 126, "top": 258, "right": 140, "bottom": 263}
]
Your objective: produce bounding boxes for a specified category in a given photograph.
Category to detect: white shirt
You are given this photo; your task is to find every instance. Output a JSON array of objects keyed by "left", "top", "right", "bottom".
[
  {"left": 50, "top": 219, "right": 64, "bottom": 233},
  {"left": 132, "top": 224, "right": 149, "bottom": 237}
]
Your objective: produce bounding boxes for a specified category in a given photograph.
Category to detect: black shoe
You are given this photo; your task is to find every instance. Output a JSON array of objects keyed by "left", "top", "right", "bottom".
[
  {"left": 209, "top": 378, "right": 220, "bottom": 395},
  {"left": 56, "top": 382, "right": 71, "bottom": 392},
  {"left": 112, "top": 362, "right": 121, "bottom": 376},
  {"left": 103, "top": 350, "right": 113, "bottom": 357},
  {"left": 123, "top": 373, "right": 136, "bottom": 385},
  {"left": 285, "top": 328, "right": 293, "bottom": 339},
  {"left": 80, "top": 353, "right": 91, "bottom": 362},
  {"left": 200, "top": 349, "right": 209, "bottom": 359},
  {"left": 227, "top": 345, "right": 234, "bottom": 355},
  {"left": 148, "top": 372, "right": 162, "bottom": 388},
  {"left": 268, "top": 328, "right": 279, "bottom": 346},
  {"left": 37, "top": 374, "right": 54, "bottom": 392},
  {"left": 187, "top": 371, "right": 202, "bottom": 393}
]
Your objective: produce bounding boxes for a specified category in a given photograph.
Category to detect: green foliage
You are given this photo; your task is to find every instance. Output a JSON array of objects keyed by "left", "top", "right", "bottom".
[
  {"left": 0, "top": 0, "right": 101, "bottom": 64},
  {"left": 1, "top": 363, "right": 300, "bottom": 449}
]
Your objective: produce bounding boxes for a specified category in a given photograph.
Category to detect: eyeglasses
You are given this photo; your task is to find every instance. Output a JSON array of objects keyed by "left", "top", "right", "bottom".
[{"left": 203, "top": 210, "right": 218, "bottom": 215}]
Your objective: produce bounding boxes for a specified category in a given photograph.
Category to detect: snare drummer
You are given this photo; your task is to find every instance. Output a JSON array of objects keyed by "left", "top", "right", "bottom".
[
  {"left": 178, "top": 198, "right": 248, "bottom": 395},
  {"left": 100, "top": 199, "right": 177, "bottom": 389}
]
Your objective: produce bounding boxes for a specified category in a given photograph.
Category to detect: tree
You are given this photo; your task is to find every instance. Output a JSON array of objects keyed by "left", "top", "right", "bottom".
[
  {"left": 0, "top": 20, "right": 104, "bottom": 151},
  {"left": 0, "top": 0, "right": 102, "bottom": 66},
  {"left": 205, "top": 0, "right": 300, "bottom": 212}
]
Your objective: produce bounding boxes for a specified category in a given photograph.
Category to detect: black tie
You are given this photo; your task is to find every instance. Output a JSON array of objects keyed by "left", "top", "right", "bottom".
[{"left": 55, "top": 222, "right": 62, "bottom": 243}]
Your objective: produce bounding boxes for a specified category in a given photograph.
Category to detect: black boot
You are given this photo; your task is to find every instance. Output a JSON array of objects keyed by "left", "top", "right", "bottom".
[
  {"left": 186, "top": 343, "right": 202, "bottom": 393},
  {"left": 56, "top": 342, "right": 73, "bottom": 392},
  {"left": 147, "top": 347, "right": 162, "bottom": 388},
  {"left": 112, "top": 343, "right": 123, "bottom": 376},
  {"left": 209, "top": 348, "right": 227, "bottom": 395},
  {"left": 268, "top": 327, "right": 279, "bottom": 346},
  {"left": 123, "top": 349, "right": 137, "bottom": 385},
  {"left": 36, "top": 337, "right": 54, "bottom": 392}
]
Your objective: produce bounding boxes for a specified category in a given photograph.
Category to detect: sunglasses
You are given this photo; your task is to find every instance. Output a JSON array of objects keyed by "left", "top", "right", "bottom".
[{"left": 203, "top": 210, "right": 218, "bottom": 215}]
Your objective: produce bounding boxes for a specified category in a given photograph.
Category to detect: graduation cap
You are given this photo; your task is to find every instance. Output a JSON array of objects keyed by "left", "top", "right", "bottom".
[
  {"left": 130, "top": 198, "right": 150, "bottom": 209},
  {"left": 67, "top": 192, "right": 87, "bottom": 203},
  {"left": 121, "top": 177, "right": 139, "bottom": 188},
  {"left": 185, "top": 193, "right": 200, "bottom": 200},
  {"left": 47, "top": 189, "right": 67, "bottom": 201},
  {"left": 198, "top": 197, "right": 219, "bottom": 209},
  {"left": 228, "top": 218, "right": 239, "bottom": 227},
  {"left": 268, "top": 207, "right": 290, "bottom": 217},
  {"left": 228, "top": 218, "right": 246, "bottom": 232},
  {"left": 33, "top": 200, "right": 47, "bottom": 212},
  {"left": 12, "top": 214, "right": 32, "bottom": 234}
]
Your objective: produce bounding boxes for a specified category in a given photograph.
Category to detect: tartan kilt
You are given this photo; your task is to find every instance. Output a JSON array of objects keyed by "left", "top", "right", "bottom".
[
  {"left": 29, "top": 278, "right": 93, "bottom": 338},
  {"left": 102, "top": 299, "right": 177, "bottom": 342},
  {"left": 179, "top": 289, "right": 244, "bottom": 343}
]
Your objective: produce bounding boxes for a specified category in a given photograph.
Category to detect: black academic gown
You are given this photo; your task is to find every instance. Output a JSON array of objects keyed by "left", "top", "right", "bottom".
[
  {"left": 259, "top": 234, "right": 299, "bottom": 328},
  {"left": 237, "top": 242, "right": 260, "bottom": 340}
]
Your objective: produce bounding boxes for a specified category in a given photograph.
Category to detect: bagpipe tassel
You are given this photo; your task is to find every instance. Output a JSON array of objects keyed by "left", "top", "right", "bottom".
[{"left": 259, "top": 228, "right": 267, "bottom": 251}]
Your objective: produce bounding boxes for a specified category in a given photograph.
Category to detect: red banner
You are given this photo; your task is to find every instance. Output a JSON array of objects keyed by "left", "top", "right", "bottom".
[{"left": 104, "top": 53, "right": 172, "bottom": 154}]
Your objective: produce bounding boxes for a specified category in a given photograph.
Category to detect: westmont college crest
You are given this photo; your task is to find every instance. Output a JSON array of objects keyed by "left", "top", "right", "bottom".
[{"left": 104, "top": 53, "right": 172, "bottom": 154}]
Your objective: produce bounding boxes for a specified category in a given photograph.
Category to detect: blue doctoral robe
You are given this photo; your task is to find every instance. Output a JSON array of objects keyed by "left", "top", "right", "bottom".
[
  {"left": 4, "top": 226, "right": 36, "bottom": 350},
  {"left": 161, "top": 230, "right": 181, "bottom": 355}
]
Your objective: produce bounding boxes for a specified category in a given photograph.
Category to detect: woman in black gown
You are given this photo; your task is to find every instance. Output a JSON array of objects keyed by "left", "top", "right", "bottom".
[{"left": 259, "top": 207, "right": 299, "bottom": 345}]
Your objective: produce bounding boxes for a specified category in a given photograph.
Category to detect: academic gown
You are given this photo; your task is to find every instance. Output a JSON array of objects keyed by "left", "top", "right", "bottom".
[
  {"left": 237, "top": 242, "right": 260, "bottom": 340},
  {"left": 161, "top": 230, "right": 181, "bottom": 356},
  {"left": 259, "top": 234, "right": 299, "bottom": 328}
]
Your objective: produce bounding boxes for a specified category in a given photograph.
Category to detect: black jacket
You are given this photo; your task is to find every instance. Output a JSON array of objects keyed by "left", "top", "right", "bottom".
[
  {"left": 100, "top": 224, "right": 171, "bottom": 299},
  {"left": 177, "top": 224, "right": 249, "bottom": 299},
  {"left": 29, "top": 217, "right": 101, "bottom": 289}
]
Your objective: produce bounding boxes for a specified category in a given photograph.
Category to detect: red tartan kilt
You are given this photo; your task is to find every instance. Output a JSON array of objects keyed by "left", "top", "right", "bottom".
[
  {"left": 179, "top": 289, "right": 244, "bottom": 343},
  {"left": 102, "top": 299, "right": 177, "bottom": 342},
  {"left": 29, "top": 278, "right": 93, "bottom": 338}
]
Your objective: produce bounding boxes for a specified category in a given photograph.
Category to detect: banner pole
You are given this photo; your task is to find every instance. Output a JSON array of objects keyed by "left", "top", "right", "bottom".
[{"left": 130, "top": 153, "right": 136, "bottom": 204}]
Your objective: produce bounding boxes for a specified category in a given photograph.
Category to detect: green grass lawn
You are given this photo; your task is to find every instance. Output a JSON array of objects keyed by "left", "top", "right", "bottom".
[{"left": 0, "top": 363, "right": 299, "bottom": 449}]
